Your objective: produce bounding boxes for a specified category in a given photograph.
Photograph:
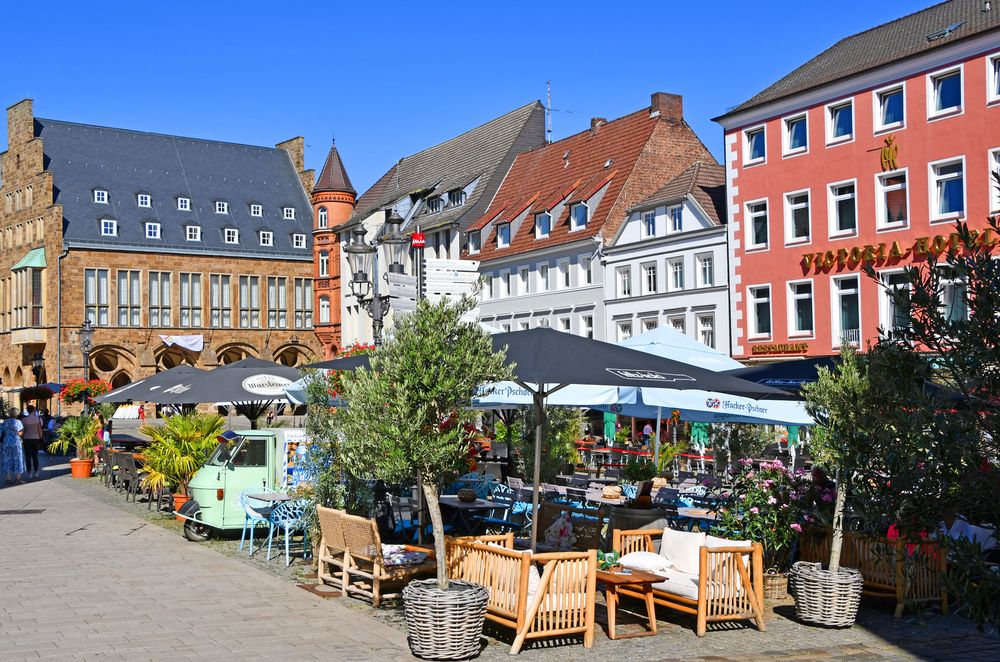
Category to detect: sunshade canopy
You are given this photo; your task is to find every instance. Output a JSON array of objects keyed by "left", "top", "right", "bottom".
[
  {"left": 96, "top": 365, "right": 204, "bottom": 403},
  {"left": 155, "top": 358, "right": 302, "bottom": 405}
]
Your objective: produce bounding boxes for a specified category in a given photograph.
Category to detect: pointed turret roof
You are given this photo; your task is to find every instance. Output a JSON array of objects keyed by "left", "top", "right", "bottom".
[{"left": 314, "top": 143, "right": 355, "bottom": 194}]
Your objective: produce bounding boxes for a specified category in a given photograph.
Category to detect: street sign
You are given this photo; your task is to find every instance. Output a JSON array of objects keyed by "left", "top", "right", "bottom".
[
  {"left": 425, "top": 258, "right": 478, "bottom": 271},
  {"left": 386, "top": 273, "right": 418, "bottom": 287},
  {"left": 424, "top": 271, "right": 481, "bottom": 286},
  {"left": 411, "top": 233, "right": 426, "bottom": 248}
]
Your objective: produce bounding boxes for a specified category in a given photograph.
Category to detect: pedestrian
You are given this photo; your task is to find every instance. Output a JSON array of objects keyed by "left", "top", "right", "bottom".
[
  {"left": 265, "top": 408, "right": 275, "bottom": 427},
  {"left": 641, "top": 421, "right": 654, "bottom": 447},
  {"left": 1, "top": 406, "right": 25, "bottom": 485},
  {"left": 21, "top": 404, "right": 44, "bottom": 480},
  {"left": 138, "top": 404, "right": 146, "bottom": 423}
]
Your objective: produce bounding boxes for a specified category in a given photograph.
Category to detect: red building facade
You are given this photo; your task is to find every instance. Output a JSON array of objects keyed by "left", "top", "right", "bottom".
[{"left": 716, "top": 2, "right": 1000, "bottom": 360}]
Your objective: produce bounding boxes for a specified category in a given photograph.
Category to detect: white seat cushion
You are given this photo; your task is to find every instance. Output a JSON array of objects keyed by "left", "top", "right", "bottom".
[
  {"left": 651, "top": 570, "right": 700, "bottom": 600},
  {"left": 659, "top": 528, "right": 706, "bottom": 575},
  {"left": 620, "top": 551, "right": 672, "bottom": 575}
]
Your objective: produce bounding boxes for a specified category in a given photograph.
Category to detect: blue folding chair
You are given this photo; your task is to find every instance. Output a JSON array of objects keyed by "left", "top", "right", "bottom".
[{"left": 265, "top": 498, "right": 311, "bottom": 566}]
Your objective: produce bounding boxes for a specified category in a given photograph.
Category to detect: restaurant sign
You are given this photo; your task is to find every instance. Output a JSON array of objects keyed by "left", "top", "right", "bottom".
[
  {"left": 801, "top": 228, "right": 997, "bottom": 273},
  {"left": 750, "top": 342, "right": 809, "bottom": 356}
]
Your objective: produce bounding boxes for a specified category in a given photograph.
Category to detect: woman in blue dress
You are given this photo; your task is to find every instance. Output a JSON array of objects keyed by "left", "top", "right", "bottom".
[{"left": 2, "top": 406, "right": 25, "bottom": 485}]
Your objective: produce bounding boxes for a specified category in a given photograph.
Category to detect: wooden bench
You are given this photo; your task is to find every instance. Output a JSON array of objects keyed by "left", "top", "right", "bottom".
[{"left": 446, "top": 535, "right": 596, "bottom": 654}]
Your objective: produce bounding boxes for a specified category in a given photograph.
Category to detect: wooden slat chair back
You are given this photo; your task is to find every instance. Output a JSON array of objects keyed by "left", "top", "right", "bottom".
[{"left": 612, "top": 528, "right": 766, "bottom": 637}]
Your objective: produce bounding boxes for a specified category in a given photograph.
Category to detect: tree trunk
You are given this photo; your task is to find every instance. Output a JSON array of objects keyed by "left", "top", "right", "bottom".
[
  {"left": 421, "top": 480, "right": 449, "bottom": 591},
  {"left": 829, "top": 467, "right": 846, "bottom": 573}
]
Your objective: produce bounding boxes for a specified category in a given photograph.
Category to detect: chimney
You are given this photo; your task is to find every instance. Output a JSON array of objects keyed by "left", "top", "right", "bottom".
[
  {"left": 650, "top": 92, "right": 683, "bottom": 122},
  {"left": 276, "top": 136, "right": 305, "bottom": 171},
  {"left": 590, "top": 117, "right": 607, "bottom": 132}
]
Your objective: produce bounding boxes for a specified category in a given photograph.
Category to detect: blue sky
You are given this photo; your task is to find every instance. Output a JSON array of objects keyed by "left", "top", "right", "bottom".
[{"left": 3, "top": 0, "right": 932, "bottom": 194}]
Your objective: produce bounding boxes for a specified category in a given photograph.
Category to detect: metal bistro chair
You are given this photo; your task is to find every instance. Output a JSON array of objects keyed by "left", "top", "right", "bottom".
[
  {"left": 265, "top": 498, "right": 311, "bottom": 567},
  {"left": 98, "top": 445, "right": 114, "bottom": 488},
  {"left": 239, "top": 489, "right": 273, "bottom": 556},
  {"left": 476, "top": 483, "right": 525, "bottom": 534}
]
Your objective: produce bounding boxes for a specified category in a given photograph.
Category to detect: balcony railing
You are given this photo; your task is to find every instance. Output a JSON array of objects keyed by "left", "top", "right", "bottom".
[{"left": 840, "top": 328, "right": 861, "bottom": 346}]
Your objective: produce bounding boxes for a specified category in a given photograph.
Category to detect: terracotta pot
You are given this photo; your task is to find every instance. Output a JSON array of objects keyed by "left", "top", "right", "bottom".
[
  {"left": 69, "top": 458, "right": 94, "bottom": 479},
  {"left": 172, "top": 493, "right": 190, "bottom": 522}
]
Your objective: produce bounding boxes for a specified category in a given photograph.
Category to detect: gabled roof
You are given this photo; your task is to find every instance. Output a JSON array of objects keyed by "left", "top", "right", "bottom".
[
  {"left": 718, "top": 0, "right": 1000, "bottom": 120},
  {"left": 37, "top": 118, "right": 313, "bottom": 259},
  {"left": 633, "top": 161, "right": 726, "bottom": 225},
  {"left": 314, "top": 143, "right": 355, "bottom": 194},
  {"left": 343, "top": 101, "right": 545, "bottom": 232}
]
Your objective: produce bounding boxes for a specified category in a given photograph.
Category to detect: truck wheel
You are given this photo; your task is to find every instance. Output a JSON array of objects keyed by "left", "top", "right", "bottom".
[{"left": 183, "top": 516, "right": 211, "bottom": 542}]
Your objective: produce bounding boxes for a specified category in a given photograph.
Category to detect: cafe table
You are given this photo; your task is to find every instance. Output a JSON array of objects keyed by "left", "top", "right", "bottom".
[
  {"left": 247, "top": 491, "right": 291, "bottom": 503},
  {"left": 438, "top": 495, "right": 495, "bottom": 535},
  {"left": 597, "top": 568, "right": 664, "bottom": 639}
]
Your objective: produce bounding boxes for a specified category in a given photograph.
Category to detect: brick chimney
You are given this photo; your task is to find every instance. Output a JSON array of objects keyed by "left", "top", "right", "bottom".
[
  {"left": 590, "top": 117, "right": 607, "bottom": 131},
  {"left": 650, "top": 92, "right": 683, "bottom": 122}
]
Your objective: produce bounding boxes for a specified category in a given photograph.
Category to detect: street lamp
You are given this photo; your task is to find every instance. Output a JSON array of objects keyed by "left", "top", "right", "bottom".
[
  {"left": 79, "top": 319, "right": 94, "bottom": 414},
  {"left": 344, "top": 210, "right": 408, "bottom": 346},
  {"left": 31, "top": 352, "right": 44, "bottom": 385}
]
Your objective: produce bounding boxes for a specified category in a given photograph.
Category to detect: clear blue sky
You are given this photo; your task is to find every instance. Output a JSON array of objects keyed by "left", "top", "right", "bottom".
[{"left": 3, "top": 0, "right": 932, "bottom": 194}]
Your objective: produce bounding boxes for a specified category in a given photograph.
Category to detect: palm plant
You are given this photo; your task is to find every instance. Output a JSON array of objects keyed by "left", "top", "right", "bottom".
[
  {"left": 47, "top": 415, "right": 101, "bottom": 459},
  {"left": 140, "top": 413, "right": 224, "bottom": 495}
]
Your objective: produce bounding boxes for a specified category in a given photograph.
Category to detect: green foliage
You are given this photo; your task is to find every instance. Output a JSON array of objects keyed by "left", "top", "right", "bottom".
[
  {"left": 511, "top": 406, "right": 584, "bottom": 482},
  {"left": 139, "top": 413, "right": 225, "bottom": 494},
  {"left": 621, "top": 460, "right": 657, "bottom": 484},
  {"left": 712, "top": 423, "right": 772, "bottom": 467},
  {"left": 596, "top": 550, "right": 620, "bottom": 570},
  {"left": 614, "top": 424, "right": 631, "bottom": 445},
  {"left": 656, "top": 440, "right": 686, "bottom": 475},
  {"left": 47, "top": 415, "right": 100, "bottom": 459}
]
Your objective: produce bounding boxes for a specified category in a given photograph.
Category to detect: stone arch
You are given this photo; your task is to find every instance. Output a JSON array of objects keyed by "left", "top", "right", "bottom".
[
  {"left": 88, "top": 345, "right": 137, "bottom": 383},
  {"left": 272, "top": 343, "right": 316, "bottom": 367},
  {"left": 109, "top": 370, "right": 132, "bottom": 389},
  {"left": 216, "top": 342, "right": 257, "bottom": 365},
  {"left": 154, "top": 345, "right": 199, "bottom": 371},
  {"left": 2, "top": 367, "right": 11, "bottom": 388}
]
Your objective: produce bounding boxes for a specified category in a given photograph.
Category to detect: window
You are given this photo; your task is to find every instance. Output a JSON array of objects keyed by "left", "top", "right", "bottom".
[
  {"left": 940, "top": 268, "right": 968, "bottom": 323},
  {"left": 448, "top": 190, "right": 466, "bottom": 207},
  {"left": 116, "top": 270, "right": 141, "bottom": 327},
  {"left": 535, "top": 212, "right": 551, "bottom": 239},
  {"left": 579, "top": 256, "right": 593, "bottom": 285},
  {"left": 186, "top": 225, "right": 202, "bottom": 242},
  {"left": 292, "top": 234, "right": 306, "bottom": 249},
  {"left": 640, "top": 318, "right": 657, "bottom": 334},
  {"left": 295, "top": 279, "right": 313, "bottom": 328},
  {"left": 318, "top": 296, "right": 330, "bottom": 324},
  {"left": 259, "top": 231, "right": 273, "bottom": 247},
  {"left": 215, "top": 201, "right": 229, "bottom": 214},
  {"left": 788, "top": 281, "right": 814, "bottom": 336},
  {"left": 231, "top": 438, "right": 267, "bottom": 467},
  {"left": 210, "top": 274, "right": 231, "bottom": 327},
  {"left": 880, "top": 271, "right": 910, "bottom": 334},
  {"left": 538, "top": 264, "right": 549, "bottom": 291},
  {"left": 697, "top": 254, "right": 714, "bottom": 287},
  {"left": 239, "top": 275, "right": 261, "bottom": 328},
  {"left": 989, "top": 54, "right": 1000, "bottom": 104},
  {"left": 617, "top": 321, "right": 633, "bottom": 341},
  {"left": 581, "top": 315, "right": 594, "bottom": 339},
  {"left": 749, "top": 285, "right": 771, "bottom": 338},
  {"left": 483, "top": 275, "right": 493, "bottom": 300},
  {"left": 518, "top": 267, "right": 530, "bottom": 295},
  {"left": 30, "top": 268, "right": 42, "bottom": 327},
  {"left": 558, "top": 317, "right": 571, "bottom": 333},
  {"left": 148, "top": 271, "right": 171, "bottom": 327},
  {"left": 744, "top": 126, "right": 765, "bottom": 164},
  {"left": 828, "top": 181, "right": 857, "bottom": 236},
  {"left": 496, "top": 223, "right": 510, "bottom": 248},
  {"left": 669, "top": 206, "right": 683, "bottom": 233},
  {"left": 876, "top": 170, "right": 908, "bottom": 229},
  {"left": 570, "top": 203, "right": 588, "bottom": 231},
  {"left": 94, "top": 189, "right": 108, "bottom": 204},
  {"left": 826, "top": 99, "right": 853, "bottom": 143},
  {"left": 991, "top": 149, "right": 1000, "bottom": 212},
  {"left": 558, "top": 260, "right": 570, "bottom": 289},
  {"left": 928, "top": 66, "right": 962, "bottom": 118},
  {"left": 177, "top": 197, "right": 190, "bottom": 211},
  {"left": 642, "top": 211, "right": 656, "bottom": 238},
  {"left": 179, "top": 273, "right": 202, "bottom": 327},
  {"left": 669, "top": 316, "right": 685, "bottom": 333},
  {"left": 468, "top": 230, "right": 481, "bottom": 254},
  {"left": 929, "top": 158, "right": 965, "bottom": 220},
  {"left": 746, "top": 200, "right": 769, "bottom": 249},
  {"left": 137, "top": 193, "right": 151, "bottom": 208},
  {"left": 616, "top": 266, "right": 631, "bottom": 298},
  {"left": 642, "top": 262, "right": 658, "bottom": 295},
  {"left": 783, "top": 114, "right": 808, "bottom": 155},
  {"left": 281, "top": 207, "right": 294, "bottom": 220},
  {"left": 145, "top": 222, "right": 161, "bottom": 239},
  {"left": 833, "top": 276, "right": 860, "bottom": 346},
  {"left": 500, "top": 271, "right": 512, "bottom": 297},
  {"left": 784, "top": 191, "right": 811, "bottom": 243},
  {"left": 874, "top": 84, "right": 905, "bottom": 131},
  {"left": 697, "top": 314, "right": 715, "bottom": 348},
  {"left": 318, "top": 251, "right": 329, "bottom": 277},
  {"left": 248, "top": 203, "right": 262, "bottom": 217},
  {"left": 267, "top": 276, "right": 287, "bottom": 328},
  {"left": 84, "top": 269, "right": 109, "bottom": 325},
  {"left": 667, "top": 257, "right": 684, "bottom": 292},
  {"left": 101, "top": 219, "right": 118, "bottom": 237},
  {"left": 224, "top": 228, "right": 239, "bottom": 244},
  {"left": 318, "top": 207, "right": 328, "bottom": 229},
  {"left": 427, "top": 197, "right": 443, "bottom": 213}
]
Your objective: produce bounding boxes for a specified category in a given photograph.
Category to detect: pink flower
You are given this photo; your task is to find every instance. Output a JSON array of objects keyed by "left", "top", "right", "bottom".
[
  {"left": 821, "top": 492, "right": 834, "bottom": 503},
  {"left": 790, "top": 523, "right": 803, "bottom": 533},
  {"left": 767, "top": 496, "right": 777, "bottom": 505},
  {"left": 750, "top": 507, "right": 760, "bottom": 514},
  {"left": 739, "top": 457, "right": 753, "bottom": 466}
]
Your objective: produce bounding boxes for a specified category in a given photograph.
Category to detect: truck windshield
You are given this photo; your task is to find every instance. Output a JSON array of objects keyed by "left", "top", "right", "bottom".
[{"left": 207, "top": 439, "right": 241, "bottom": 467}]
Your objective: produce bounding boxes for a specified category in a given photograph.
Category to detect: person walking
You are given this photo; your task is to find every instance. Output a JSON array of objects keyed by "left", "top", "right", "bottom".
[
  {"left": 21, "top": 405, "right": 44, "bottom": 480},
  {"left": 1, "top": 407, "right": 26, "bottom": 485}
]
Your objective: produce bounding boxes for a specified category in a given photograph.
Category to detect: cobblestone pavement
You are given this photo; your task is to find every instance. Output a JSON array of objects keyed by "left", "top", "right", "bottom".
[{"left": 4, "top": 459, "right": 1000, "bottom": 661}]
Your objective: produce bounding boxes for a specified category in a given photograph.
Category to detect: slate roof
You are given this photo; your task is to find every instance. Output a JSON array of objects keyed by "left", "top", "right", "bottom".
[
  {"left": 342, "top": 101, "right": 546, "bottom": 233},
  {"left": 632, "top": 161, "right": 726, "bottom": 226},
  {"left": 314, "top": 143, "right": 355, "bottom": 194},
  {"left": 719, "top": 0, "right": 1000, "bottom": 119},
  {"left": 37, "top": 118, "right": 313, "bottom": 259}
]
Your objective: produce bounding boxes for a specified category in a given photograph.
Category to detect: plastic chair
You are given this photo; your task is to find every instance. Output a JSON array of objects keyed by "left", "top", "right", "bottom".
[
  {"left": 265, "top": 498, "right": 310, "bottom": 566},
  {"left": 239, "top": 489, "right": 273, "bottom": 556}
]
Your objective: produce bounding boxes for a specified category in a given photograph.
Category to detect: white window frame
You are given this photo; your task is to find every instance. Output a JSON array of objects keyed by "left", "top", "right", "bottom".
[
  {"left": 831, "top": 274, "right": 862, "bottom": 349},
  {"left": 666, "top": 257, "right": 684, "bottom": 292},
  {"left": 825, "top": 98, "right": 854, "bottom": 146},
  {"left": 177, "top": 197, "right": 191, "bottom": 211},
  {"left": 579, "top": 255, "right": 593, "bottom": 285},
  {"left": 781, "top": 112, "right": 808, "bottom": 157},
  {"left": 668, "top": 205, "right": 683, "bottom": 233},
  {"left": 101, "top": 219, "right": 118, "bottom": 237},
  {"left": 875, "top": 168, "right": 910, "bottom": 231},
  {"left": 988, "top": 52, "right": 1000, "bottom": 105},
  {"left": 468, "top": 230, "right": 481, "bottom": 255},
  {"left": 259, "top": 231, "right": 273, "bottom": 247},
  {"left": 745, "top": 199, "right": 769, "bottom": 251},
  {"left": 145, "top": 222, "right": 161, "bottom": 239},
  {"left": 827, "top": 178, "right": 858, "bottom": 238},
  {"left": 783, "top": 188, "right": 811, "bottom": 245},
  {"left": 641, "top": 261, "right": 658, "bottom": 295},
  {"left": 989, "top": 148, "right": 1000, "bottom": 213},
  {"left": 137, "top": 193, "right": 151, "bottom": 208},
  {"left": 641, "top": 211, "right": 656, "bottom": 238},
  {"left": 292, "top": 234, "right": 306, "bottom": 249},
  {"left": 642, "top": 318, "right": 658, "bottom": 333},
  {"left": 518, "top": 267, "right": 530, "bottom": 295},
  {"left": 938, "top": 266, "right": 969, "bottom": 323},
  {"left": 872, "top": 82, "right": 906, "bottom": 134},
  {"left": 500, "top": 270, "right": 512, "bottom": 298},
  {"left": 616, "top": 266, "right": 631, "bottom": 298},
  {"left": 696, "top": 253, "right": 714, "bottom": 288},
  {"left": 534, "top": 212, "right": 551, "bottom": 239},
  {"left": 668, "top": 315, "right": 686, "bottom": 334},
  {"left": 215, "top": 201, "right": 229, "bottom": 214},
  {"left": 742, "top": 124, "right": 766, "bottom": 166},
  {"left": 224, "top": 228, "right": 239, "bottom": 244},
  {"left": 926, "top": 64, "right": 964, "bottom": 120},
  {"left": 186, "top": 225, "right": 202, "bottom": 242},
  {"left": 496, "top": 222, "right": 511, "bottom": 248},
  {"left": 93, "top": 189, "right": 108, "bottom": 204},
  {"left": 747, "top": 284, "right": 772, "bottom": 340},
  {"left": 250, "top": 203, "right": 263, "bottom": 217},
  {"left": 318, "top": 251, "right": 329, "bottom": 277},
  {"left": 786, "top": 278, "right": 815, "bottom": 338},
  {"left": 878, "top": 268, "right": 910, "bottom": 336},
  {"left": 928, "top": 156, "right": 966, "bottom": 223},
  {"left": 283, "top": 207, "right": 295, "bottom": 220},
  {"left": 557, "top": 259, "right": 571, "bottom": 290},
  {"left": 697, "top": 314, "right": 715, "bottom": 349},
  {"left": 318, "top": 207, "right": 328, "bottom": 228},
  {"left": 581, "top": 315, "right": 594, "bottom": 339},
  {"left": 616, "top": 320, "right": 633, "bottom": 341},
  {"left": 569, "top": 203, "right": 588, "bottom": 232},
  {"left": 558, "top": 316, "right": 571, "bottom": 333},
  {"left": 538, "top": 264, "right": 549, "bottom": 292}
]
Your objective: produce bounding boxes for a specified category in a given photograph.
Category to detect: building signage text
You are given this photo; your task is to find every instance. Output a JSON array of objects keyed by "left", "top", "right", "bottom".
[
  {"left": 750, "top": 342, "right": 809, "bottom": 356},
  {"left": 801, "top": 229, "right": 997, "bottom": 272}
]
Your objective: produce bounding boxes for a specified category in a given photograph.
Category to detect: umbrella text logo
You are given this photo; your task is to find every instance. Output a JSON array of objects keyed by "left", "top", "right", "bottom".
[
  {"left": 163, "top": 384, "right": 191, "bottom": 394},
  {"left": 242, "top": 375, "right": 293, "bottom": 397},
  {"left": 605, "top": 368, "right": 695, "bottom": 382},
  {"left": 706, "top": 398, "right": 721, "bottom": 409}
]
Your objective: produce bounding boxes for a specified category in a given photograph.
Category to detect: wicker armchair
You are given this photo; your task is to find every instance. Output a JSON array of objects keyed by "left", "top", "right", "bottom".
[{"left": 316, "top": 506, "right": 348, "bottom": 591}]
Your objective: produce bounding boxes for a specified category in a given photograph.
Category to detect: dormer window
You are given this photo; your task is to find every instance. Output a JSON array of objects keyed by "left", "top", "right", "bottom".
[
  {"left": 427, "top": 197, "right": 443, "bottom": 213},
  {"left": 468, "top": 230, "right": 481, "bottom": 254},
  {"left": 101, "top": 219, "right": 118, "bottom": 237},
  {"left": 177, "top": 197, "right": 191, "bottom": 211},
  {"left": 318, "top": 207, "right": 328, "bottom": 228},
  {"left": 534, "top": 212, "right": 551, "bottom": 239},
  {"left": 570, "top": 203, "right": 588, "bottom": 231},
  {"left": 496, "top": 222, "right": 511, "bottom": 248},
  {"left": 292, "top": 233, "right": 306, "bottom": 249},
  {"left": 283, "top": 207, "right": 295, "bottom": 220},
  {"left": 259, "top": 231, "right": 273, "bottom": 247},
  {"left": 447, "top": 190, "right": 466, "bottom": 207},
  {"left": 216, "top": 201, "right": 229, "bottom": 214},
  {"left": 186, "top": 225, "right": 202, "bottom": 242},
  {"left": 250, "top": 203, "right": 263, "bottom": 217},
  {"left": 137, "top": 193, "right": 151, "bottom": 208},
  {"left": 224, "top": 228, "right": 239, "bottom": 244},
  {"left": 145, "top": 222, "right": 161, "bottom": 239},
  {"left": 94, "top": 189, "right": 108, "bottom": 204}
]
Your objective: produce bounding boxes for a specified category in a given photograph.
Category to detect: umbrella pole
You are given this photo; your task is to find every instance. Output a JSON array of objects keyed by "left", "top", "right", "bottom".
[
  {"left": 653, "top": 406, "right": 661, "bottom": 472},
  {"left": 530, "top": 387, "right": 546, "bottom": 554}
]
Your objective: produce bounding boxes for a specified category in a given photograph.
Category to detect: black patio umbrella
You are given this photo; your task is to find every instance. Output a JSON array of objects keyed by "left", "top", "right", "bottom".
[
  {"left": 726, "top": 357, "right": 838, "bottom": 394},
  {"left": 95, "top": 365, "right": 204, "bottom": 404},
  {"left": 305, "top": 354, "right": 373, "bottom": 371}
]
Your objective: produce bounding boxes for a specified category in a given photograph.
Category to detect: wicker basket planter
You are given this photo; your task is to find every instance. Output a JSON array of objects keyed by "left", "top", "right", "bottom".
[
  {"left": 403, "top": 579, "right": 489, "bottom": 660},
  {"left": 789, "top": 561, "right": 864, "bottom": 627},
  {"left": 763, "top": 570, "right": 789, "bottom": 600}
]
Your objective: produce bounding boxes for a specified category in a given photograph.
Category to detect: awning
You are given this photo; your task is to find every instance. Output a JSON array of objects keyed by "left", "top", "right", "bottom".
[{"left": 11, "top": 248, "right": 46, "bottom": 271}]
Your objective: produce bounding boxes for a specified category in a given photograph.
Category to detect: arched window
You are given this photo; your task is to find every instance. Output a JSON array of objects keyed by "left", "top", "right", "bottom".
[
  {"left": 318, "top": 207, "right": 328, "bottom": 229},
  {"left": 319, "top": 251, "right": 329, "bottom": 277},
  {"left": 319, "top": 296, "right": 331, "bottom": 324}
]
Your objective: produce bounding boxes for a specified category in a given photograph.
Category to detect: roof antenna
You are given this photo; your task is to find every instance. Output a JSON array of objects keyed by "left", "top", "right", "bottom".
[{"left": 545, "top": 80, "right": 553, "bottom": 144}]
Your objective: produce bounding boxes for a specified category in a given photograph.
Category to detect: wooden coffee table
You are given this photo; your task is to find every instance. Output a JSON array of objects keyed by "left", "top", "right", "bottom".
[{"left": 597, "top": 568, "right": 664, "bottom": 640}]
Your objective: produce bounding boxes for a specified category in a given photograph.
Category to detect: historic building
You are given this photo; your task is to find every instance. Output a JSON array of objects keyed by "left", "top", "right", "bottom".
[
  {"left": 603, "top": 161, "right": 729, "bottom": 349},
  {"left": 715, "top": 0, "right": 1000, "bottom": 360},
  {"left": 0, "top": 100, "right": 320, "bottom": 403},
  {"left": 469, "top": 93, "right": 716, "bottom": 340},
  {"left": 332, "top": 101, "right": 545, "bottom": 349}
]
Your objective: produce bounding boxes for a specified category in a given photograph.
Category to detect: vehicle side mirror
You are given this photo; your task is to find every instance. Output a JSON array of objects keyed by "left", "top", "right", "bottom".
[{"left": 216, "top": 443, "right": 231, "bottom": 464}]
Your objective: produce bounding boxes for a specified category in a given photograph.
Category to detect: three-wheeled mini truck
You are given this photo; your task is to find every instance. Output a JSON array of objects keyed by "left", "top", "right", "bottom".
[{"left": 175, "top": 428, "right": 309, "bottom": 542}]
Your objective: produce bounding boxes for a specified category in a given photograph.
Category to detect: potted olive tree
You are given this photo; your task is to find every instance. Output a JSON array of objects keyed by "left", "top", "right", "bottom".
[
  {"left": 338, "top": 297, "right": 512, "bottom": 659},
  {"left": 47, "top": 415, "right": 101, "bottom": 478}
]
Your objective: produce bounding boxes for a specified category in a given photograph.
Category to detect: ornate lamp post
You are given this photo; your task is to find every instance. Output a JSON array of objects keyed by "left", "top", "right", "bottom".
[
  {"left": 344, "top": 210, "right": 409, "bottom": 346},
  {"left": 79, "top": 319, "right": 94, "bottom": 414},
  {"left": 31, "top": 352, "right": 44, "bottom": 385}
]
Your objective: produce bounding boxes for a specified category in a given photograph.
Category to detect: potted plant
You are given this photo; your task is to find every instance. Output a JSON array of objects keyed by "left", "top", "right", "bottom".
[
  {"left": 47, "top": 414, "right": 101, "bottom": 478},
  {"left": 140, "top": 412, "right": 224, "bottom": 519},
  {"left": 337, "top": 297, "right": 512, "bottom": 660}
]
